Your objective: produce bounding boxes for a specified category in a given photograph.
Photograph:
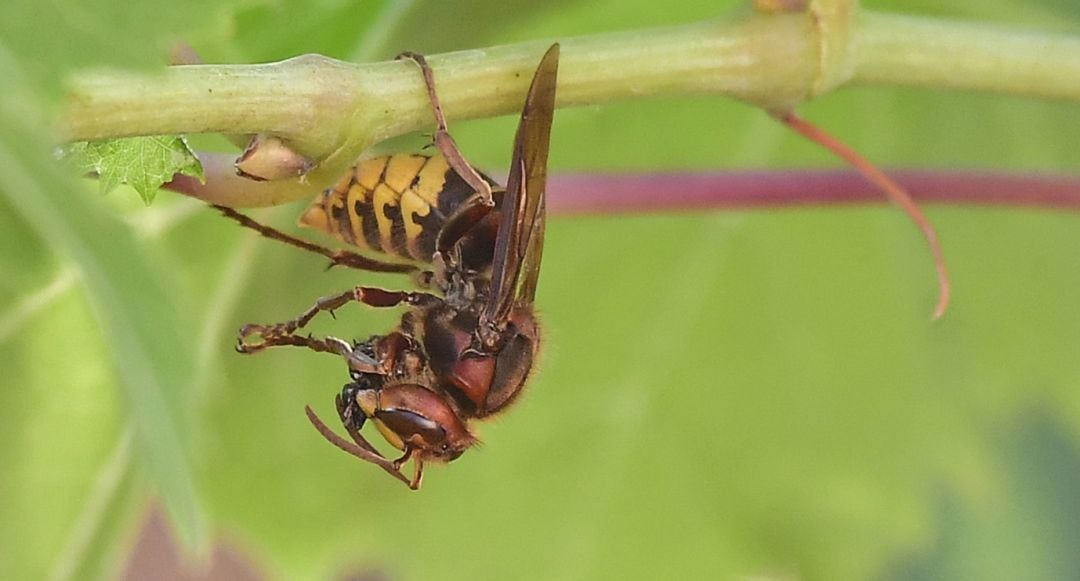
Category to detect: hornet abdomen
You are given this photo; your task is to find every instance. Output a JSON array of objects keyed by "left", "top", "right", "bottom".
[{"left": 300, "top": 153, "right": 498, "bottom": 263}]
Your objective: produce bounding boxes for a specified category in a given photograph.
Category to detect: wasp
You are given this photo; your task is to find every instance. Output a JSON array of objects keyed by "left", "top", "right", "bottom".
[{"left": 216, "top": 44, "right": 559, "bottom": 489}]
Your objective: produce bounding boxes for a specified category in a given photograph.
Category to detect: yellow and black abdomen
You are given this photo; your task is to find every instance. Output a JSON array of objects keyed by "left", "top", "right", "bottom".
[{"left": 300, "top": 153, "right": 497, "bottom": 263}]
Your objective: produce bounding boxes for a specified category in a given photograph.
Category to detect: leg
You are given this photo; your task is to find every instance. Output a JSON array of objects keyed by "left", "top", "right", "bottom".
[
  {"left": 410, "top": 458, "right": 424, "bottom": 490},
  {"left": 215, "top": 205, "right": 419, "bottom": 275},
  {"left": 435, "top": 197, "right": 496, "bottom": 256},
  {"left": 396, "top": 52, "right": 494, "bottom": 207},
  {"left": 390, "top": 445, "right": 424, "bottom": 490},
  {"left": 237, "top": 286, "right": 440, "bottom": 353},
  {"left": 391, "top": 445, "right": 413, "bottom": 470},
  {"left": 342, "top": 331, "right": 424, "bottom": 378},
  {"left": 371, "top": 330, "right": 427, "bottom": 377},
  {"left": 236, "top": 332, "right": 352, "bottom": 357}
]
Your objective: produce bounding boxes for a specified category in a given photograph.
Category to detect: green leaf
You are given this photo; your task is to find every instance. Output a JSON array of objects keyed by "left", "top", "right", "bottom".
[
  {"left": 0, "top": 0, "right": 227, "bottom": 578},
  {"left": 0, "top": 0, "right": 223, "bottom": 96},
  {"left": 0, "top": 42, "right": 206, "bottom": 578},
  {"left": 65, "top": 136, "right": 204, "bottom": 204}
]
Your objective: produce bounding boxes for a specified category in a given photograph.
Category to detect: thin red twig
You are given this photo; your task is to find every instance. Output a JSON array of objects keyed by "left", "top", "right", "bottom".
[{"left": 775, "top": 112, "right": 950, "bottom": 320}]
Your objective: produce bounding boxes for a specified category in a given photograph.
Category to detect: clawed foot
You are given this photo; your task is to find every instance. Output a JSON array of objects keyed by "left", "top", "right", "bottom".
[
  {"left": 236, "top": 323, "right": 279, "bottom": 354},
  {"left": 236, "top": 325, "right": 354, "bottom": 358}
]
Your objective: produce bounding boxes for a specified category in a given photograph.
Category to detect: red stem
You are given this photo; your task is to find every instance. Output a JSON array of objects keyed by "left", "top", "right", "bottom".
[
  {"left": 545, "top": 170, "right": 1080, "bottom": 214},
  {"left": 166, "top": 153, "right": 1080, "bottom": 214},
  {"left": 775, "top": 113, "right": 950, "bottom": 320}
]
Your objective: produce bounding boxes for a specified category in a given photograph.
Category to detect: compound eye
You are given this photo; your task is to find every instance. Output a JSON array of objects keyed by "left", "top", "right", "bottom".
[
  {"left": 445, "top": 445, "right": 466, "bottom": 462},
  {"left": 374, "top": 383, "right": 474, "bottom": 460},
  {"left": 375, "top": 408, "right": 448, "bottom": 449}
]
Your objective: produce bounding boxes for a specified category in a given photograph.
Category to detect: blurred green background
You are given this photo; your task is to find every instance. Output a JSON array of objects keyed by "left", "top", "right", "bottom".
[{"left": 2, "top": 1, "right": 1080, "bottom": 579}]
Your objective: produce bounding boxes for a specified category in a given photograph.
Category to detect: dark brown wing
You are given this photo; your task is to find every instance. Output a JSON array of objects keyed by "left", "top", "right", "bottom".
[{"left": 482, "top": 43, "right": 559, "bottom": 327}]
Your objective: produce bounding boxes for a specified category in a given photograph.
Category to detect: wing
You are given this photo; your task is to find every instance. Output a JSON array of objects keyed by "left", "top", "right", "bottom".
[{"left": 481, "top": 43, "right": 559, "bottom": 328}]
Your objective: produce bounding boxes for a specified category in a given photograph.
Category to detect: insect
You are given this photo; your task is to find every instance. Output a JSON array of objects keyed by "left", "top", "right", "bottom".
[{"left": 216, "top": 43, "right": 559, "bottom": 489}]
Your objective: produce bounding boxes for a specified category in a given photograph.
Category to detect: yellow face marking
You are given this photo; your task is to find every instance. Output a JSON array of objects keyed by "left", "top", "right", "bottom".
[
  {"left": 384, "top": 155, "right": 427, "bottom": 193},
  {"left": 356, "top": 390, "right": 407, "bottom": 451},
  {"left": 356, "top": 157, "right": 389, "bottom": 191},
  {"left": 374, "top": 418, "right": 407, "bottom": 451},
  {"left": 372, "top": 183, "right": 400, "bottom": 251},
  {"left": 415, "top": 154, "right": 451, "bottom": 207},
  {"left": 400, "top": 190, "right": 432, "bottom": 259}
]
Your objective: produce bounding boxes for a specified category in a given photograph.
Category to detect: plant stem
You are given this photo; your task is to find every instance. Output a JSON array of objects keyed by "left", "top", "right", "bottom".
[
  {"left": 854, "top": 12, "right": 1080, "bottom": 99},
  {"left": 547, "top": 171, "right": 1080, "bottom": 213},
  {"left": 63, "top": 8, "right": 1080, "bottom": 207}
]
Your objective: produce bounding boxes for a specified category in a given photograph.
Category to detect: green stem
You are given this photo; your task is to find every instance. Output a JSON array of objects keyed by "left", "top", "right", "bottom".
[
  {"left": 62, "top": 7, "right": 1080, "bottom": 207},
  {"left": 853, "top": 12, "right": 1080, "bottom": 99}
]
